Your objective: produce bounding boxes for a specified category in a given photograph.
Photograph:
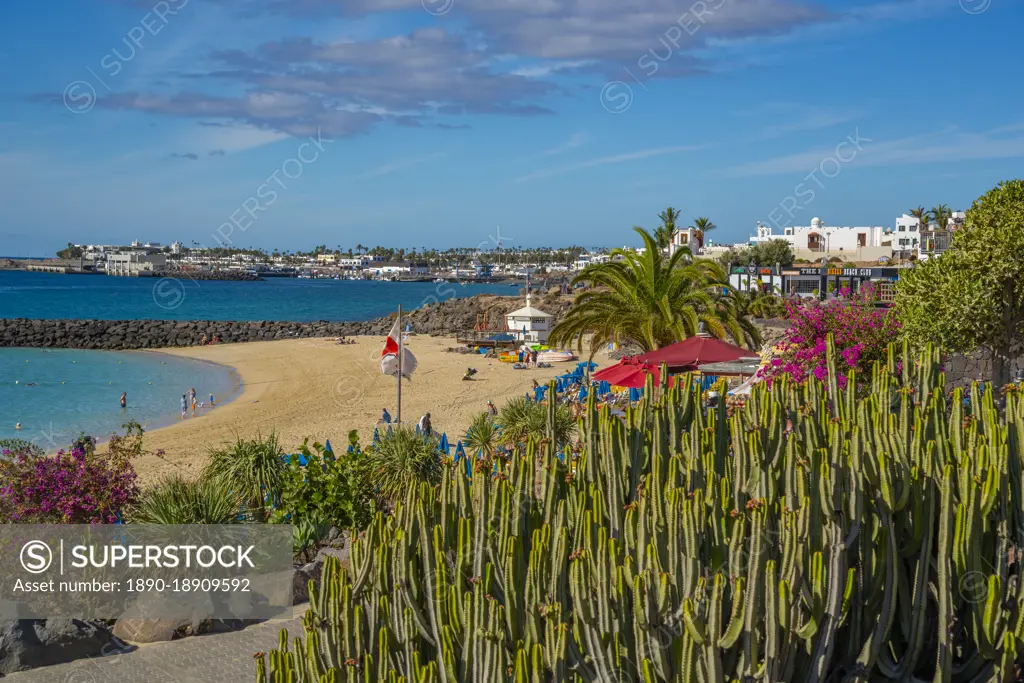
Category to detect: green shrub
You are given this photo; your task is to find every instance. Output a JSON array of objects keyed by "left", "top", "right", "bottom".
[
  {"left": 128, "top": 473, "right": 241, "bottom": 524},
  {"left": 270, "top": 439, "right": 373, "bottom": 533},
  {"left": 204, "top": 432, "right": 284, "bottom": 521},
  {"left": 0, "top": 438, "right": 44, "bottom": 458}
]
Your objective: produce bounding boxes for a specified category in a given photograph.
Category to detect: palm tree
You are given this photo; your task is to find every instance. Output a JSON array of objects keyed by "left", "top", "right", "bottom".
[
  {"left": 654, "top": 207, "right": 681, "bottom": 252},
  {"left": 929, "top": 204, "right": 952, "bottom": 231},
  {"left": 549, "top": 228, "right": 760, "bottom": 353},
  {"left": 690, "top": 216, "right": 716, "bottom": 241},
  {"left": 909, "top": 206, "right": 928, "bottom": 228}
]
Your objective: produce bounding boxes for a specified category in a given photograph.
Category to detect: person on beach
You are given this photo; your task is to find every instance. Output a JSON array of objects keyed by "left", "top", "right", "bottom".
[
  {"left": 531, "top": 349, "right": 539, "bottom": 366},
  {"left": 486, "top": 400, "right": 498, "bottom": 418},
  {"left": 381, "top": 407, "right": 391, "bottom": 424},
  {"left": 120, "top": 392, "right": 127, "bottom": 410},
  {"left": 180, "top": 394, "right": 187, "bottom": 419},
  {"left": 418, "top": 412, "right": 432, "bottom": 437},
  {"left": 200, "top": 334, "right": 208, "bottom": 346},
  {"left": 209, "top": 393, "right": 215, "bottom": 407},
  {"left": 191, "top": 393, "right": 198, "bottom": 417}
]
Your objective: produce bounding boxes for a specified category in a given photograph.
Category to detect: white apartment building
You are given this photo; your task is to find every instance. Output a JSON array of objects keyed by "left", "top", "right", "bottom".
[
  {"left": 891, "top": 214, "right": 922, "bottom": 253},
  {"left": 749, "top": 218, "right": 891, "bottom": 261}
]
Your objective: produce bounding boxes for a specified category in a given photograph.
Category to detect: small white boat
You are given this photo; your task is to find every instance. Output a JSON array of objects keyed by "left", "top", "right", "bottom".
[
  {"left": 433, "top": 278, "right": 448, "bottom": 283},
  {"left": 537, "top": 350, "right": 576, "bottom": 363}
]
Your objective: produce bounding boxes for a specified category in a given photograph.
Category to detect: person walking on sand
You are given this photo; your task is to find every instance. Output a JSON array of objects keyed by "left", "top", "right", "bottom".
[
  {"left": 120, "top": 392, "right": 127, "bottom": 410},
  {"left": 381, "top": 407, "right": 391, "bottom": 424},
  {"left": 418, "top": 412, "right": 432, "bottom": 437},
  {"left": 180, "top": 394, "right": 187, "bottom": 419}
]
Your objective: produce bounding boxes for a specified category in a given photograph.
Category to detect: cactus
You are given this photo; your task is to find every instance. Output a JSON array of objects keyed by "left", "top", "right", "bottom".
[{"left": 258, "top": 339, "right": 1024, "bottom": 682}]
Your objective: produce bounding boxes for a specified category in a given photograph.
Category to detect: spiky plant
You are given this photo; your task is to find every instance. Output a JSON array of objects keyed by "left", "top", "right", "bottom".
[
  {"left": 464, "top": 412, "right": 500, "bottom": 461},
  {"left": 497, "top": 396, "right": 574, "bottom": 449},
  {"left": 128, "top": 473, "right": 241, "bottom": 524},
  {"left": 259, "top": 339, "right": 1024, "bottom": 683},
  {"left": 203, "top": 431, "right": 284, "bottom": 521},
  {"left": 364, "top": 426, "right": 442, "bottom": 505}
]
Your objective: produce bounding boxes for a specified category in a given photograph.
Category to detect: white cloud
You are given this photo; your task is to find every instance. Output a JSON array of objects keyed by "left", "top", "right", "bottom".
[
  {"left": 516, "top": 143, "right": 713, "bottom": 182},
  {"left": 536, "top": 132, "right": 588, "bottom": 157},
  {"left": 719, "top": 124, "right": 1024, "bottom": 177},
  {"left": 361, "top": 151, "right": 446, "bottom": 177}
]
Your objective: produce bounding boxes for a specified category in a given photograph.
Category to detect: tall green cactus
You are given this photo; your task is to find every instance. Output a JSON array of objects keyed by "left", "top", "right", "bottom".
[{"left": 257, "top": 340, "right": 1024, "bottom": 682}]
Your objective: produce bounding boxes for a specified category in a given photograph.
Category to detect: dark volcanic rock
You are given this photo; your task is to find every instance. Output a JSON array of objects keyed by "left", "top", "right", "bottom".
[
  {"left": 0, "top": 619, "right": 125, "bottom": 674},
  {"left": 0, "top": 294, "right": 572, "bottom": 350}
]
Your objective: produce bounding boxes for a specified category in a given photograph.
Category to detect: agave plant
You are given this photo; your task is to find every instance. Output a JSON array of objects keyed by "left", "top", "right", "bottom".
[
  {"left": 128, "top": 473, "right": 242, "bottom": 524},
  {"left": 203, "top": 431, "right": 284, "bottom": 521},
  {"left": 464, "top": 412, "right": 500, "bottom": 461},
  {"left": 496, "top": 396, "right": 574, "bottom": 449},
  {"left": 364, "top": 426, "right": 443, "bottom": 505}
]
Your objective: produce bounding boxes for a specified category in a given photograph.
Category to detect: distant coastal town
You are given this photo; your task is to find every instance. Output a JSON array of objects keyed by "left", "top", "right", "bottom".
[{"left": 1, "top": 207, "right": 965, "bottom": 298}]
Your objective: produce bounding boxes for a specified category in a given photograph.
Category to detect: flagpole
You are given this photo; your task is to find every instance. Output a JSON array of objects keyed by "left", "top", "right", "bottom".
[{"left": 396, "top": 304, "right": 403, "bottom": 424}]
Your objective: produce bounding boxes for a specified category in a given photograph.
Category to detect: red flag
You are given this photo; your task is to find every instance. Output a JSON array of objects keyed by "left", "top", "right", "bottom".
[
  {"left": 381, "top": 318, "right": 417, "bottom": 378},
  {"left": 382, "top": 318, "right": 400, "bottom": 358}
]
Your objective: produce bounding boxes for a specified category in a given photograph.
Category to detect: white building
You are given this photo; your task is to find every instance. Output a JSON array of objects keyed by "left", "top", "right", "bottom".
[
  {"left": 362, "top": 261, "right": 429, "bottom": 278},
  {"left": 573, "top": 253, "right": 611, "bottom": 272},
  {"left": 170, "top": 241, "right": 184, "bottom": 255},
  {"left": 106, "top": 252, "right": 166, "bottom": 276},
  {"left": 750, "top": 218, "right": 891, "bottom": 261},
  {"left": 505, "top": 294, "right": 553, "bottom": 343},
  {"left": 669, "top": 228, "right": 704, "bottom": 257}
]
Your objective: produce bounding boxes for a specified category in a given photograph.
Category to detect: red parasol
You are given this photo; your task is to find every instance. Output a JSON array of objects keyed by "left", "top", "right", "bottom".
[
  {"left": 635, "top": 336, "right": 758, "bottom": 371},
  {"left": 592, "top": 357, "right": 660, "bottom": 389}
]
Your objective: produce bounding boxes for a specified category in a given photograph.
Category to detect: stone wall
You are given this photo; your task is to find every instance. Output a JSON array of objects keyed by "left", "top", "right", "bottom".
[
  {"left": 0, "top": 293, "right": 572, "bottom": 350},
  {"left": 943, "top": 349, "right": 1024, "bottom": 390}
]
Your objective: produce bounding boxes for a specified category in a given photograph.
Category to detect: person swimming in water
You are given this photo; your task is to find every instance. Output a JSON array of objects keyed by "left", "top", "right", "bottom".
[{"left": 120, "top": 392, "right": 127, "bottom": 410}]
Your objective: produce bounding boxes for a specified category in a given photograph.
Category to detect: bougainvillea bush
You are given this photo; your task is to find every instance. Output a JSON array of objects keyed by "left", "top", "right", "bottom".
[
  {"left": 759, "top": 284, "right": 900, "bottom": 389},
  {"left": 0, "top": 422, "right": 143, "bottom": 524}
]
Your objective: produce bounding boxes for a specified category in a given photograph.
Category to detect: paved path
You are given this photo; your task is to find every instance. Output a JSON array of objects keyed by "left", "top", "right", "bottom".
[{"left": 8, "top": 612, "right": 305, "bottom": 683}]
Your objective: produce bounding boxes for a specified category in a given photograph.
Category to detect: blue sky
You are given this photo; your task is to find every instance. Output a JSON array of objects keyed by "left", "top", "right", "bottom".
[{"left": 1, "top": 0, "right": 1022, "bottom": 256}]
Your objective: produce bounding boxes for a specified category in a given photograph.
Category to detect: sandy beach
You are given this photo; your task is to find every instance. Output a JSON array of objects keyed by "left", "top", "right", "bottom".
[{"left": 130, "top": 335, "right": 602, "bottom": 482}]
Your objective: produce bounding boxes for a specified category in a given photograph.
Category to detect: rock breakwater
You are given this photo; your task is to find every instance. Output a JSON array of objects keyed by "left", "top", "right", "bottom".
[{"left": 0, "top": 293, "right": 572, "bottom": 350}]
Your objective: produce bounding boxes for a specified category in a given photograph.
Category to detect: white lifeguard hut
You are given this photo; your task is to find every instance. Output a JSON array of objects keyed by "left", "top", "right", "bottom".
[{"left": 506, "top": 294, "right": 553, "bottom": 343}]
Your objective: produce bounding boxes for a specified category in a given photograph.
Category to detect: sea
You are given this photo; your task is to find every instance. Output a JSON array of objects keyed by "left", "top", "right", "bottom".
[{"left": 0, "top": 270, "right": 516, "bottom": 449}]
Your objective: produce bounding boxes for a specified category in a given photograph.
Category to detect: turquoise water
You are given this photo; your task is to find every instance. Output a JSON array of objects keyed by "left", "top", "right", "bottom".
[
  {"left": 0, "top": 271, "right": 517, "bottom": 321},
  {"left": 0, "top": 272, "right": 522, "bottom": 449},
  {"left": 0, "top": 348, "right": 241, "bottom": 450}
]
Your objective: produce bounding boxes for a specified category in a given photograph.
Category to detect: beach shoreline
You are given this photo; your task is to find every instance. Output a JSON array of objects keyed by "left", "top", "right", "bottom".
[{"left": 123, "top": 335, "right": 603, "bottom": 483}]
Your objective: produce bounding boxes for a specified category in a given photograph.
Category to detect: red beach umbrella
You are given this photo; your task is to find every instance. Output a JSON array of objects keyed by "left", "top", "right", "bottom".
[
  {"left": 592, "top": 357, "right": 660, "bottom": 389},
  {"left": 636, "top": 336, "right": 759, "bottom": 371}
]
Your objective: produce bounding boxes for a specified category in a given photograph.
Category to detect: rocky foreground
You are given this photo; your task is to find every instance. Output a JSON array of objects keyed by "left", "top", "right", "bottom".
[{"left": 0, "top": 293, "right": 573, "bottom": 350}]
